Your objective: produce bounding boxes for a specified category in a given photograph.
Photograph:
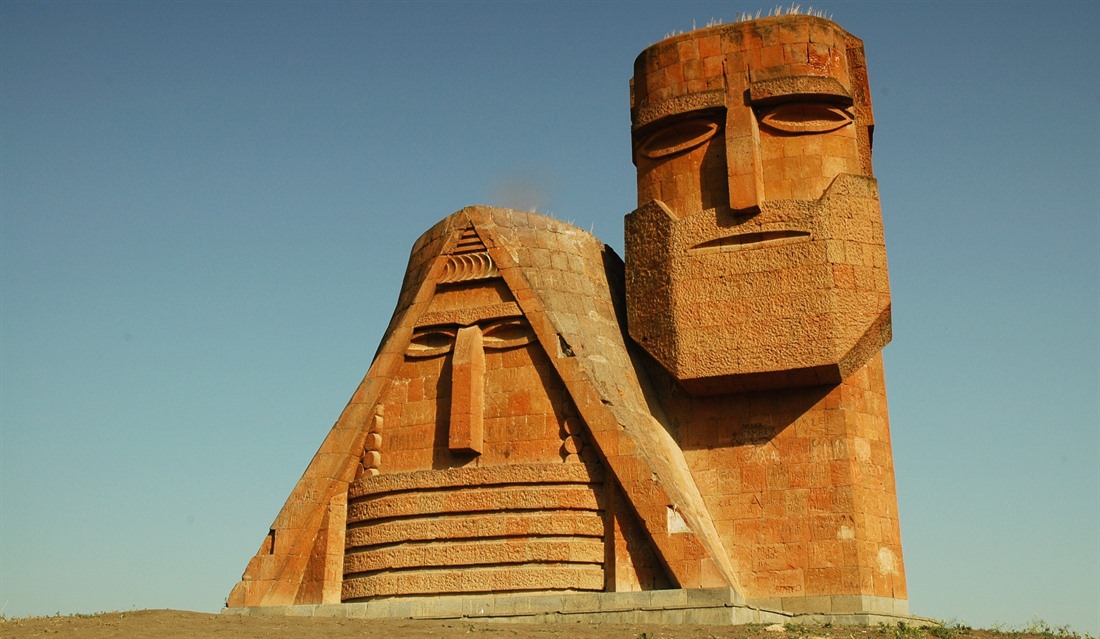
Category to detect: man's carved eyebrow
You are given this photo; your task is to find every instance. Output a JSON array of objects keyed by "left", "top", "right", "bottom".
[
  {"left": 748, "top": 76, "right": 852, "bottom": 106},
  {"left": 632, "top": 90, "right": 725, "bottom": 130},
  {"left": 414, "top": 302, "right": 523, "bottom": 328}
]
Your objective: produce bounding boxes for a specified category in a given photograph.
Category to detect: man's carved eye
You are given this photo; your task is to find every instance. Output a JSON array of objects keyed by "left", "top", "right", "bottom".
[
  {"left": 406, "top": 327, "right": 457, "bottom": 358},
  {"left": 481, "top": 319, "right": 535, "bottom": 350},
  {"left": 758, "top": 103, "right": 853, "bottom": 134},
  {"left": 638, "top": 119, "right": 721, "bottom": 159}
]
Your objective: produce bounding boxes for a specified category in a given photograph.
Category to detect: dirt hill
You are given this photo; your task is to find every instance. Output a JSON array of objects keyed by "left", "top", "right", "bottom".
[{"left": 1, "top": 610, "right": 1090, "bottom": 639}]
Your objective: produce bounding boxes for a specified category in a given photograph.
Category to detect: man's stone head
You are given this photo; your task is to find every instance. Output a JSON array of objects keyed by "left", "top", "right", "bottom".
[{"left": 625, "top": 15, "right": 890, "bottom": 393}]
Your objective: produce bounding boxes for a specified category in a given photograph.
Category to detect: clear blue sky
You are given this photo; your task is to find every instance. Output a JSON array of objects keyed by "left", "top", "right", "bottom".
[{"left": 1, "top": 0, "right": 1097, "bottom": 632}]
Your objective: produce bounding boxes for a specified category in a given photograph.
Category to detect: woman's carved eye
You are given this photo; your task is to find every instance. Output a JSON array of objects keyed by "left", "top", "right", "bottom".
[
  {"left": 481, "top": 319, "right": 535, "bottom": 350},
  {"left": 758, "top": 103, "right": 853, "bottom": 134},
  {"left": 406, "top": 327, "right": 457, "bottom": 358},
  {"left": 638, "top": 119, "right": 721, "bottom": 159}
]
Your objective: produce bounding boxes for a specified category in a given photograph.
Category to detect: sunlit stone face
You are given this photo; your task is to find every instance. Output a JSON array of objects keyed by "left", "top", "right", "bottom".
[
  {"left": 375, "top": 277, "right": 574, "bottom": 472},
  {"left": 626, "top": 15, "right": 890, "bottom": 394}
]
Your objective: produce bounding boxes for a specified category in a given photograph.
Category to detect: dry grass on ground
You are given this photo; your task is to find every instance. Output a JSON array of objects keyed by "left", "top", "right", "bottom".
[{"left": 0, "top": 610, "right": 1093, "bottom": 639}]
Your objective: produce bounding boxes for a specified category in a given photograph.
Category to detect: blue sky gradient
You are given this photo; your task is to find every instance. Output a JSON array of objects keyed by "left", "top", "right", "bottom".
[{"left": 1, "top": 1, "right": 1097, "bottom": 632}]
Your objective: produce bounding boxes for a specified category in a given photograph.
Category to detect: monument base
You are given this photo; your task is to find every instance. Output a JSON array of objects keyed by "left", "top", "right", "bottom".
[{"left": 223, "top": 588, "right": 923, "bottom": 626}]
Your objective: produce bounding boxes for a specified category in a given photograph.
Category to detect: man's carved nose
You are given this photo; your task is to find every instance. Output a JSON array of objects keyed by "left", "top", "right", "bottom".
[
  {"left": 449, "top": 324, "right": 485, "bottom": 454},
  {"left": 725, "top": 73, "right": 764, "bottom": 213}
]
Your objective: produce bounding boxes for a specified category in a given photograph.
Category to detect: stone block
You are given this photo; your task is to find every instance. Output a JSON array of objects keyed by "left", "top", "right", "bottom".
[{"left": 685, "top": 587, "right": 740, "bottom": 608}]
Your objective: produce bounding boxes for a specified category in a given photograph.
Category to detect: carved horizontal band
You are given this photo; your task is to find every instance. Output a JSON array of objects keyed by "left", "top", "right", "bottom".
[
  {"left": 348, "top": 462, "right": 604, "bottom": 498},
  {"left": 347, "top": 485, "right": 606, "bottom": 522},
  {"left": 344, "top": 537, "right": 606, "bottom": 573},
  {"left": 346, "top": 510, "right": 607, "bottom": 548},
  {"left": 342, "top": 564, "right": 605, "bottom": 601}
]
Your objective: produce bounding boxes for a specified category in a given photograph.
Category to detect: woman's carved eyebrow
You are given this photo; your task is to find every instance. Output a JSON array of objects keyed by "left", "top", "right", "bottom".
[{"left": 414, "top": 302, "right": 524, "bottom": 328}]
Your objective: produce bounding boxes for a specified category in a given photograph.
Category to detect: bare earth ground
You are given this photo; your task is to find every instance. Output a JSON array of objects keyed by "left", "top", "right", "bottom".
[{"left": 0, "top": 610, "right": 1090, "bottom": 639}]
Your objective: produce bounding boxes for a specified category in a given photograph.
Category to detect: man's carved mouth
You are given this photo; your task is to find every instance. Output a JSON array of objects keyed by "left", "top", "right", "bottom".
[{"left": 692, "top": 230, "right": 810, "bottom": 251}]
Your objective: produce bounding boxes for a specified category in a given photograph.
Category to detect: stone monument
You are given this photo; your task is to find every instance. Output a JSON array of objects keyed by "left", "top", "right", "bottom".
[{"left": 227, "top": 13, "right": 907, "bottom": 622}]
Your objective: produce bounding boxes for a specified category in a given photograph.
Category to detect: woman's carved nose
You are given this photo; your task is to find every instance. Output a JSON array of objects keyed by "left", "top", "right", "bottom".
[{"left": 449, "top": 324, "right": 485, "bottom": 454}]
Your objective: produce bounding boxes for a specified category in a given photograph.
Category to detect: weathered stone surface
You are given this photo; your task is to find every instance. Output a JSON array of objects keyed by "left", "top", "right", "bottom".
[{"left": 228, "top": 12, "right": 907, "bottom": 620}]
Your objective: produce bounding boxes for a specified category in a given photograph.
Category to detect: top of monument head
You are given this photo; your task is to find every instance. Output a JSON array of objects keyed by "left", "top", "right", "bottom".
[
  {"left": 394, "top": 205, "right": 609, "bottom": 313},
  {"left": 630, "top": 12, "right": 867, "bottom": 131}
]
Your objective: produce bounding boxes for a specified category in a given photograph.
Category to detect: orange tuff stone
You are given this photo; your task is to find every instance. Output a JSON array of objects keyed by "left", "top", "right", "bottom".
[{"left": 229, "top": 13, "right": 905, "bottom": 619}]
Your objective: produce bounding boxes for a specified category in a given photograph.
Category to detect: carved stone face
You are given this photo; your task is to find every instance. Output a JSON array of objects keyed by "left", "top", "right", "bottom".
[
  {"left": 404, "top": 279, "right": 537, "bottom": 457},
  {"left": 361, "top": 232, "right": 589, "bottom": 476},
  {"left": 626, "top": 15, "right": 891, "bottom": 394}
]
